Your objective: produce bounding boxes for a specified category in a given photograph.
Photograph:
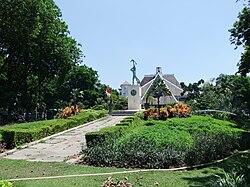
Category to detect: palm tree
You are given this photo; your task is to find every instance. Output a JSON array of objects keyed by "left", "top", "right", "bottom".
[{"left": 152, "top": 79, "right": 171, "bottom": 112}]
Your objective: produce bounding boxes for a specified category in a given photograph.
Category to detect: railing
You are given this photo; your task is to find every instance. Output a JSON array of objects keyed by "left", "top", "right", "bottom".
[{"left": 193, "top": 109, "right": 237, "bottom": 116}]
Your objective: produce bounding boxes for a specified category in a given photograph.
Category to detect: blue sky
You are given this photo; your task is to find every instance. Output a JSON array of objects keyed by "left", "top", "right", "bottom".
[{"left": 54, "top": 0, "right": 245, "bottom": 89}]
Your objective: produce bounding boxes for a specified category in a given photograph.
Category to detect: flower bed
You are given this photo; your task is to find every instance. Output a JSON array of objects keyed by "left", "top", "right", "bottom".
[{"left": 143, "top": 103, "right": 192, "bottom": 120}]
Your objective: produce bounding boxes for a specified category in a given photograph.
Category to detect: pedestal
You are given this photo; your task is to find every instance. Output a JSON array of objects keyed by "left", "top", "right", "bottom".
[{"left": 128, "top": 85, "right": 141, "bottom": 110}]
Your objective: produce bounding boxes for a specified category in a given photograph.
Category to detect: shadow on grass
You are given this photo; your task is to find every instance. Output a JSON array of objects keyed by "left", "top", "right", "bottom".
[{"left": 182, "top": 151, "right": 250, "bottom": 187}]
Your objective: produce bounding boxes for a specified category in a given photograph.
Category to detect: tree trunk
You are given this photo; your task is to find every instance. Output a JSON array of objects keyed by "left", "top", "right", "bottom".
[{"left": 157, "top": 97, "right": 160, "bottom": 115}]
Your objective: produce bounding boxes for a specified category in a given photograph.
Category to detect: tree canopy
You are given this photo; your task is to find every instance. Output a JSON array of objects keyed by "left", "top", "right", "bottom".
[
  {"left": 181, "top": 75, "right": 250, "bottom": 114},
  {"left": 230, "top": 0, "right": 250, "bottom": 75},
  {"left": 0, "top": 0, "right": 82, "bottom": 115}
]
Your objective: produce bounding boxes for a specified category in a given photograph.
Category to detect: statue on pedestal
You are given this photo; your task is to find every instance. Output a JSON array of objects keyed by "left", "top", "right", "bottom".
[{"left": 130, "top": 59, "right": 140, "bottom": 85}]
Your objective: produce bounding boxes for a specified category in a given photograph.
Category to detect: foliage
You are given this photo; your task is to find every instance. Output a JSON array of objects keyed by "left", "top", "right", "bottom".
[
  {"left": 151, "top": 79, "right": 171, "bottom": 103},
  {"left": 185, "top": 132, "right": 240, "bottom": 165},
  {"left": 85, "top": 117, "right": 135, "bottom": 146},
  {"left": 229, "top": 1, "right": 250, "bottom": 76},
  {"left": 167, "top": 103, "right": 192, "bottom": 118},
  {"left": 210, "top": 170, "right": 246, "bottom": 187},
  {"left": 0, "top": 181, "right": 13, "bottom": 187},
  {"left": 0, "top": 110, "right": 107, "bottom": 148},
  {"left": 85, "top": 126, "right": 128, "bottom": 147},
  {"left": 180, "top": 79, "right": 205, "bottom": 100},
  {"left": 58, "top": 106, "right": 81, "bottom": 119},
  {"left": 181, "top": 75, "right": 250, "bottom": 114},
  {"left": 143, "top": 103, "right": 192, "bottom": 120},
  {"left": 82, "top": 116, "right": 247, "bottom": 169},
  {"left": 0, "top": 0, "right": 82, "bottom": 115},
  {"left": 0, "top": 151, "right": 249, "bottom": 187},
  {"left": 0, "top": 1, "right": 117, "bottom": 124}
]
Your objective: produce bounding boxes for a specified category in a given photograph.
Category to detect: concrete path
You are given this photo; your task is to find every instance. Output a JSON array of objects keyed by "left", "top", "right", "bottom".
[{"left": 0, "top": 116, "right": 125, "bottom": 162}]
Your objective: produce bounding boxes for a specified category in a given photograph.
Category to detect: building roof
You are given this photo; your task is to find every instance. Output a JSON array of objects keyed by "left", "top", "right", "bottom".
[
  {"left": 140, "top": 72, "right": 183, "bottom": 101},
  {"left": 120, "top": 81, "right": 131, "bottom": 86},
  {"left": 141, "top": 74, "right": 181, "bottom": 88}
]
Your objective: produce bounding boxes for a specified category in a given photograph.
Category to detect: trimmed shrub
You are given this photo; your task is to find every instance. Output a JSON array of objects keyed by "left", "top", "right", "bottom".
[
  {"left": 120, "top": 119, "right": 133, "bottom": 124},
  {"left": 124, "top": 116, "right": 135, "bottom": 121},
  {"left": 85, "top": 126, "right": 128, "bottom": 147},
  {"left": 0, "top": 110, "right": 107, "bottom": 148},
  {"left": 83, "top": 137, "right": 187, "bottom": 169},
  {"left": 115, "top": 122, "right": 130, "bottom": 126}
]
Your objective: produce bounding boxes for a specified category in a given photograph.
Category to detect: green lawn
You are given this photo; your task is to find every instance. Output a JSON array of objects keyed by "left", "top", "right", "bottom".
[{"left": 0, "top": 150, "right": 249, "bottom": 187}]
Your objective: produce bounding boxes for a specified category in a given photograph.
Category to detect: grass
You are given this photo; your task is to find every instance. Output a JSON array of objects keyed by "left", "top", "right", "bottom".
[
  {"left": 0, "top": 110, "right": 107, "bottom": 131},
  {"left": 82, "top": 115, "right": 246, "bottom": 169},
  {"left": 0, "top": 110, "right": 107, "bottom": 147},
  {"left": 0, "top": 150, "right": 249, "bottom": 187}
]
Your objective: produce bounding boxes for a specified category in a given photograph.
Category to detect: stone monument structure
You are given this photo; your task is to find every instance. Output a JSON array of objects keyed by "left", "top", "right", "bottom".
[{"left": 128, "top": 59, "right": 141, "bottom": 110}]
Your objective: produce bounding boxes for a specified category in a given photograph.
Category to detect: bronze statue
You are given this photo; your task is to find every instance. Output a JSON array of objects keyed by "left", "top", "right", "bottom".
[{"left": 130, "top": 59, "right": 140, "bottom": 85}]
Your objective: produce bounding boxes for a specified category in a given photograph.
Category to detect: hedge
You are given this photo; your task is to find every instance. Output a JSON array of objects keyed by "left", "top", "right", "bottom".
[
  {"left": 115, "top": 122, "right": 130, "bottom": 126},
  {"left": 82, "top": 115, "right": 250, "bottom": 168},
  {"left": 85, "top": 126, "right": 128, "bottom": 147},
  {"left": 85, "top": 117, "right": 137, "bottom": 147},
  {"left": 115, "top": 117, "right": 134, "bottom": 127},
  {"left": 0, "top": 110, "right": 107, "bottom": 148}
]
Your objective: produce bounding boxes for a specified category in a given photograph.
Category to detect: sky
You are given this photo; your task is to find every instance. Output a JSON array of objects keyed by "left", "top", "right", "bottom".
[{"left": 54, "top": 0, "right": 245, "bottom": 89}]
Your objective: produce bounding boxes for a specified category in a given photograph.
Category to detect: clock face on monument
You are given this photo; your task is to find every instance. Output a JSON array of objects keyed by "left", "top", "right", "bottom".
[{"left": 130, "top": 89, "right": 137, "bottom": 96}]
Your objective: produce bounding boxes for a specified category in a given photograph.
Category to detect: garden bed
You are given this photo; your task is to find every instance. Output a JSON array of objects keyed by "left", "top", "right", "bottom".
[
  {"left": 0, "top": 110, "right": 107, "bottom": 148},
  {"left": 82, "top": 115, "right": 250, "bottom": 169}
]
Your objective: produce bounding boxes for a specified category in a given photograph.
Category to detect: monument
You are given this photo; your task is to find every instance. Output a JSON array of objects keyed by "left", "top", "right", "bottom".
[{"left": 128, "top": 59, "right": 141, "bottom": 110}]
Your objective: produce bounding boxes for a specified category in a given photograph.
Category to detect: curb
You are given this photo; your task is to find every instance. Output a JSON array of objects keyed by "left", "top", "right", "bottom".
[{"left": 0, "top": 116, "right": 111, "bottom": 158}]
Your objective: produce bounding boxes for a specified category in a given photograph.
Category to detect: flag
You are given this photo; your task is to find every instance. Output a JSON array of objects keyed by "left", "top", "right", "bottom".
[{"left": 106, "top": 87, "right": 111, "bottom": 97}]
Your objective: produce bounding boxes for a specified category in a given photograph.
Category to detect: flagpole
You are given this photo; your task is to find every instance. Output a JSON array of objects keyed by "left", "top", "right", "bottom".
[{"left": 108, "top": 95, "right": 113, "bottom": 115}]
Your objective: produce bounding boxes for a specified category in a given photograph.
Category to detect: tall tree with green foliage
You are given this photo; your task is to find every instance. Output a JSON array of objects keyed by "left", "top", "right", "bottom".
[
  {"left": 181, "top": 75, "right": 250, "bottom": 114},
  {"left": 230, "top": 0, "right": 250, "bottom": 76},
  {"left": 0, "top": 0, "right": 82, "bottom": 115}
]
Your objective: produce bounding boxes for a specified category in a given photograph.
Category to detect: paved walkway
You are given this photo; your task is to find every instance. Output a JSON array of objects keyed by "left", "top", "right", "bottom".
[{"left": 0, "top": 116, "right": 125, "bottom": 162}]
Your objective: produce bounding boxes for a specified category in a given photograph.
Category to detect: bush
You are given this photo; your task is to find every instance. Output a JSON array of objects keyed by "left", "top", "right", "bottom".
[
  {"left": 0, "top": 181, "right": 13, "bottom": 187},
  {"left": 185, "top": 132, "right": 241, "bottom": 165},
  {"left": 143, "top": 103, "right": 192, "bottom": 120},
  {"left": 82, "top": 116, "right": 248, "bottom": 169},
  {"left": 120, "top": 119, "right": 133, "bottom": 124},
  {"left": 0, "top": 110, "right": 107, "bottom": 148},
  {"left": 115, "top": 122, "right": 130, "bottom": 126},
  {"left": 83, "top": 137, "right": 186, "bottom": 169},
  {"left": 85, "top": 126, "right": 128, "bottom": 147},
  {"left": 210, "top": 170, "right": 246, "bottom": 187}
]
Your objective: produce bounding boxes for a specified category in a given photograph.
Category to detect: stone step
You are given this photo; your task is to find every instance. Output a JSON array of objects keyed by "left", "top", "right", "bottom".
[{"left": 111, "top": 110, "right": 138, "bottom": 116}]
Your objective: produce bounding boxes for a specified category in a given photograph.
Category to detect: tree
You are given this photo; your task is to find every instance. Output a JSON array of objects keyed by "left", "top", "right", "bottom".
[
  {"left": 180, "top": 79, "right": 205, "bottom": 101},
  {"left": 181, "top": 75, "right": 250, "bottom": 114},
  {"left": 151, "top": 79, "right": 171, "bottom": 111},
  {"left": 229, "top": 1, "right": 250, "bottom": 76},
  {"left": 59, "top": 65, "right": 100, "bottom": 108},
  {"left": 215, "top": 74, "right": 250, "bottom": 114},
  {"left": 0, "top": 0, "right": 82, "bottom": 116}
]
